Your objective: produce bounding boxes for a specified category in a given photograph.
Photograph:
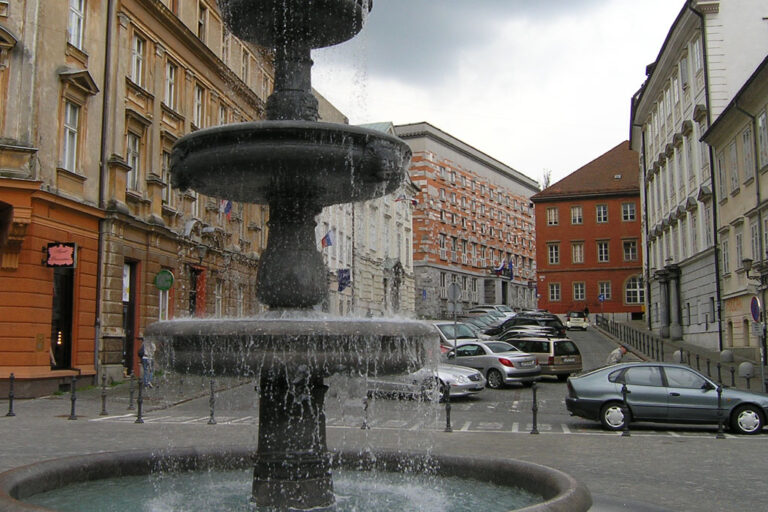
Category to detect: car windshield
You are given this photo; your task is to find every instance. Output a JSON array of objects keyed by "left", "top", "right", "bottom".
[
  {"left": 484, "top": 341, "right": 519, "bottom": 353},
  {"left": 554, "top": 340, "right": 580, "bottom": 356},
  {"left": 496, "top": 305, "right": 514, "bottom": 312},
  {"left": 568, "top": 311, "right": 586, "bottom": 318},
  {"left": 437, "top": 323, "right": 476, "bottom": 339}
]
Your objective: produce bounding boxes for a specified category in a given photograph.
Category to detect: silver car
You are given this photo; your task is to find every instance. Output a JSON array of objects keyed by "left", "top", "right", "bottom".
[
  {"left": 444, "top": 340, "right": 540, "bottom": 389},
  {"left": 367, "top": 364, "right": 486, "bottom": 400},
  {"left": 566, "top": 362, "right": 768, "bottom": 434}
]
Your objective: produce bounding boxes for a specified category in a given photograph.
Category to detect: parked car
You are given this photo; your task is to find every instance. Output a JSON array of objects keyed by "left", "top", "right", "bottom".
[
  {"left": 433, "top": 321, "right": 483, "bottom": 350},
  {"left": 566, "top": 362, "right": 768, "bottom": 434},
  {"left": 471, "top": 304, "right": 516, "bottom": 319},
  {"left": 509, "top": 337, "right": 582, "bottom": 381},
  {"left": 565, "top": 311, "right": 588, "bottom": 330},
  {"left": 465, "top": 308, "right": 506, "bottom": 324},
  {"left": 497, "top": 326, "right": 558, "bottom": 341},
  {"left": 367, "top": 364, "right": 486, "bottom": 401},
  {"left": 486, "top": 314, "right": 567, "bottom": 337},
  {"left": 443, "top": 340, "right": 540, "bottom": 389}
]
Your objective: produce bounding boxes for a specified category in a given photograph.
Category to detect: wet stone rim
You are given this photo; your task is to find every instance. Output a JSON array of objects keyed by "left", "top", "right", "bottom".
[{"left": 0, "top": 447, "right": 592, "bottom": 512}]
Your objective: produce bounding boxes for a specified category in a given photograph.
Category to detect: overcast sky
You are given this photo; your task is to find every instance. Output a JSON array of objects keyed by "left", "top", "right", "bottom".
[{"left": 312, "top": 0, "right": 684, "bottom": 187}]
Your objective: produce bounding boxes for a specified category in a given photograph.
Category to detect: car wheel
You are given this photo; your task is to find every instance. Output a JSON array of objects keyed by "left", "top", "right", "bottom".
[
  {"left": 557, "top": 374, "right": 569, "bottom": 382},
  {"left": 486, "top": 369, "right": 504, "bottom": 389},
  {"left": 600, "top": 401, "right": 629, "bottom": 431},
  {"left": 730, "top": 404, "right": 764, "bottom": 435}
]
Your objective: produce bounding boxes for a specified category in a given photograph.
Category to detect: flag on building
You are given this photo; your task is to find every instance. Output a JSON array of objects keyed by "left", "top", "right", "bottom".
[
  {"left": 337, "top": 268, "right": 351, "bottom": 292},
  {"left": 494, "top": 259, "right": 506, "bottom": 276},
  {"left": 321, "top": 230, "right": 333, "bottom": 249},
  {"left": 507, "top": 259, "right": 514, "bottom": 279},
  {"left": 395, "top": 194, "right": 418, "bottom": 206},
  {"left": 220, "top": 199, "right": 233, "bottom": 221}
]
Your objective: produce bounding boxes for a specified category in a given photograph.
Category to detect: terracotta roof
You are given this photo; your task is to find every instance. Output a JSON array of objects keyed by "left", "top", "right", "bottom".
[{"left": 531, "top": 141, "right": 639, "bottom": 202}]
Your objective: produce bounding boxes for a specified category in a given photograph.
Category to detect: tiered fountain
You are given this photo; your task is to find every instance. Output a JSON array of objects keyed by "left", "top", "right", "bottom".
[{"left": 0, "top": 2, "right": 592, "bottom": 511}]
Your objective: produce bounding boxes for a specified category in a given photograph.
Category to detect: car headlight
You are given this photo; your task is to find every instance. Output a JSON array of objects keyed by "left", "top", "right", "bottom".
[{"left": 451, "top": 375, "right": 469, "bottom": 384}]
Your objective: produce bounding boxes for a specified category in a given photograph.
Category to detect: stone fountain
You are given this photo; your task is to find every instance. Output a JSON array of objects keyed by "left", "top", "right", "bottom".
[
  {"left": 150, "top": 0, "right": 435, "bottom": 510},
  {"left": 0, "top": 2, "right": 593, "bottom": 511}
]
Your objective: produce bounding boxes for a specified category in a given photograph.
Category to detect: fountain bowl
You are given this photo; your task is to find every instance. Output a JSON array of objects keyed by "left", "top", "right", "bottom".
[
  {"left": 0, "top": 447, "right": 592, "bottom": 512},
  {"left": 171, "top": 121, "right": 411, "bottom": 207},
  {"left": 218, "top": 0, "right": 372, "bottom": 49},
  {"left": 145, "top": 315, "right": 438, "bottom": 378}
]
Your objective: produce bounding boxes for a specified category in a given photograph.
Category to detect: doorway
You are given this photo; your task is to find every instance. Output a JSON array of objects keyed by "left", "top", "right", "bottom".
[
  {"left": 122, "top": 262, "right": 137, "bottom": 375},
  {"left": 50, "top": 267, "right": 74, "bottom": 369}
]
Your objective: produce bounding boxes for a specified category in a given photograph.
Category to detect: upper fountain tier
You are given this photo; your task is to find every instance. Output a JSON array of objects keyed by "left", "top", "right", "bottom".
[{"left": 218, "top": 0, "right": 372, "bottom": 49}]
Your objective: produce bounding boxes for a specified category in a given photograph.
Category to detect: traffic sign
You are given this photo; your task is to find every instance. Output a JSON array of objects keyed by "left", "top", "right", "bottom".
[
  {"left": 447, "top": 283, "right": 462, "bottom": 302},
  {"left": 750, "top": 295, "right": 761, "bottom": 323}
]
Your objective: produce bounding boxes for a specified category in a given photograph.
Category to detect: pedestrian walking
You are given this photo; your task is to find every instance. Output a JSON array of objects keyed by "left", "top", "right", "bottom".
[
  {"left": 606, "top": 345, "right": 627, "bottom": 365},
  {"left": 139, "top": 340, "right": 155, "bottom": 388}
]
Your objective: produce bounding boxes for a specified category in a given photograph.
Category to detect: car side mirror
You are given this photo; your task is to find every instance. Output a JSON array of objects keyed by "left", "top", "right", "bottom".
[
  {"left": 447, "top": 351, "right": 455, "bottom": 359},
  {"left": 701, "top": 381, "right": 715, "bottom": 391}
]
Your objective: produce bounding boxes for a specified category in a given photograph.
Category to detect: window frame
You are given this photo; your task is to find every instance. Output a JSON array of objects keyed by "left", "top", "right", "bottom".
[
  {"left": 61, "top": 100, "right": 81, "bottom": 173},
  {"left": 68, "top": 0, "right": 85, "bottom": 50},
  {"left": 130, "top": 33, "right": 146, "bottom": 87},
  {"left": 570, "top": 205, "right": 583, "bottom": 225},
  {"left": 126, "top": 131, "right": 142, "bottom": 191},
  {"left": 596, "top": 204, "right": 608, "bottom": 224},
  {"left": 164, "top": 60, "right": 178, "bottom": 110}
]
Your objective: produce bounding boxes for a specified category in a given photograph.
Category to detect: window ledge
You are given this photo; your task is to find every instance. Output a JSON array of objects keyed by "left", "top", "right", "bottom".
[{"left": 65, "top": 43, "right": 88, "bottom": 66}]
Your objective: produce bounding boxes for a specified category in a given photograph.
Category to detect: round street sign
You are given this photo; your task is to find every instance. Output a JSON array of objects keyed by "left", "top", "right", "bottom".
[
  {"left": 447, "top": 283, "right": 462, "bottom": 302},
  {"left": 154, "top": 269, "right": 175, "bottom": 291},
  {"left": 750, "top": 295, "right": 761, "bottom": 323}
]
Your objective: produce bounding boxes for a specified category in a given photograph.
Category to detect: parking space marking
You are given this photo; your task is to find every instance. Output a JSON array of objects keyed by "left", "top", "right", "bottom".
[
  {"left": 459, "top": 421, "right": 471, "bottom": 431},
  {"left": 562, "top": 424, "right": 571, "bottom": 434}
]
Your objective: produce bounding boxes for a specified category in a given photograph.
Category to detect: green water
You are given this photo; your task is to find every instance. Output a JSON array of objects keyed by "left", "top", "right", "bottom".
[{"left": 26, "top": 468, "right": 540, "bottom": 511}]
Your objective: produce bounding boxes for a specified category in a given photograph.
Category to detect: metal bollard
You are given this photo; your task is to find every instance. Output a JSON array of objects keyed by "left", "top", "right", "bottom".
[
  {"left": 68, "top": 376, "right": 77, "bottom": 420},
  {"left": 706, "top": 359, "right": 711, "bottom": 377},
  {"left": 660, "top": 340, "right": 664, "bottom": 361},
  {"left": 100, "top": 373, "right": 109, "bottom": 416},
  {"left": 530, "top": 381, "right": 539, "bottom": 435},
  {"left": 6, "top": 373, "right": 16, "bottom": 417},
  {"left": 361, "top": 396, "right": 370, "bottom": 430},
  {"left": 746, "top": 376, "right": 752, "bottom": 390},
  {"left": 443, "top": 382, "right": 452, "bottom": 433},
  {"left": 207, "top": 378, "right": 217, "bottom": 425},
  {"left": 730, "top": 366, "right": 736, "bottom": 387},
  {"left": 717, "top": 362, "right": 722, "bottom": 384},
  {"left": 127, "top": 373, "right": 136, "bottom": 411},
  {"left": 716, "top": 385, "right": 726, "bottom": 439},
  {"left": 135, "top": 379, "right": 144, "bottom": 424},
  {"left": 621, "top": 383, "right": 630, "bottom": 437},
  {"left": 696, "top": 354, "right": 700, "bottom": 371}
]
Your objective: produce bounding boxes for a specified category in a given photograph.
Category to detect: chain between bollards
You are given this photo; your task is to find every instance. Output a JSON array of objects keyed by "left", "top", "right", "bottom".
[
  {"left": 530, "top": 381, "right": 539, "bottom": 435},
  {"left": 135, "top": 378, "right": 144, "bottom": 424},
  {"left": 6, "top": 373, "right": 16, "bottom": 417},
  {"left": 208, "top": 378, "right": 217, "bottom": 425},
  {"left": 68, "top": 376, "right": 77, "bottom": 420},
  {"left": 715, "top": 385, "right": 726, "bottom": 439},
  {"left": 127, "top": 373, "right": 136, "bottom": 410},
  {"left": 361, "top": 396, "right": 370, "bottom": 430},
  {"left": 99, "top": 373, "right": 109, "bottom": 416},
  {"left": 443, "top": 382, "right": 452, "bottom": 432},
  {"left": 621, "top": 382, "right": 630, "bottom": 437}
]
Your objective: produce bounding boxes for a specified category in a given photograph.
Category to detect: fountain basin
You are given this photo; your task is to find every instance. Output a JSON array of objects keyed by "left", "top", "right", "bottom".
[
  {"left": 171, "top": 121, "right": 411, "bottom": 207},
  {"left": 0, "top": 447, "right": 592, "bottom": 512},
  {"left": 219, "top": 0, "right": 371, "bottom": 49},
  {"left": 146, "top": 316, "right": 437, "bottom": 377}
]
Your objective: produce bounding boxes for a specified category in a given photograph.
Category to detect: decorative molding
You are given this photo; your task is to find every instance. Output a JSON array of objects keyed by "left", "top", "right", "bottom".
[
  {"left": 693, "top": 104, "right": 708, "bottom": 122},
  {"left": 681, "top": 120, "right": 693, "bottom": 136},
  {"left": 58, "top": 68, "right": 100, "bottom": 96}
]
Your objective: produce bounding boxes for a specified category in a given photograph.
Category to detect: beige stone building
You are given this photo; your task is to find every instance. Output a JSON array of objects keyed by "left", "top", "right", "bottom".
[{"left": 0, "top": 0, "right": 274, "bottom": 392}]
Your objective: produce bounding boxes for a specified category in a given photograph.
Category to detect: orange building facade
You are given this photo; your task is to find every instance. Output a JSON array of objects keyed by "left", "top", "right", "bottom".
[{"left": 532, "top": 142, "right": 644, "bottom": 319}]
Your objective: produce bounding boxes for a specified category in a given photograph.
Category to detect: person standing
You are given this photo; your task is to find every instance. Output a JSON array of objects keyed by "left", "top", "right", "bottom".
[{"left": 139, "top": 340, "right": 155, "bottom": 388}]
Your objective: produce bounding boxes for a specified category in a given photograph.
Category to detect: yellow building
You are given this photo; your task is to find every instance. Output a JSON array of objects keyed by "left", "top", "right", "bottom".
[{"left": 0, "top": 0, "right": 274, "bottom": 394}]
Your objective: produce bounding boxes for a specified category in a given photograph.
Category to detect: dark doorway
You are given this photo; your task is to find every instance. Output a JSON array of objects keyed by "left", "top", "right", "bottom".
[
  {"left": 501, "top": 280, "right": 508, "bottom": 305},
  {"left": 50, "top": 267, "right": 74, "bottom": 369},
  {"left": 122, "top": 262, "right": 137, "bottom": 374},
  {"left": 189, "top": 266, "right": 206, "bottom": 317}
]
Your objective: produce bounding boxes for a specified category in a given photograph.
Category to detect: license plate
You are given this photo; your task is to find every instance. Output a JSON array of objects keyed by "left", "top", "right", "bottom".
[
  {"left": 518, "top": 361, "right": 534, "bottom": 368},
  {"left": 562, "top": 357, "right": 576, "bottom": 363}
]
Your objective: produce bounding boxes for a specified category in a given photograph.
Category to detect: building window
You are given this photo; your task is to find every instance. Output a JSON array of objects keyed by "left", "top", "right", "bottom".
[
  {"left": 573, "top": 282, "right": 585, "bottom": 301},
  {"left": 126, "top": 132, "right": 141, "bottom": 190},
  {"left": 193, "top": 84, "right": 205, "bottom": 127},
  {"left": 165, "top": 61, "right": 177, "bottom": 109},
  {"left": 721, "top": 238, "right": 730, "bottom": 274},
  {"left": 130, "top": 35, "right": 145, "bottom": 86},
  {"left": 596, "top": 204, "right": 608, "bottom": 223},
  {"left": 758, "top": 111, "right": 768, "bottom": 168},
  {"left": 161, "top": 150, "right": 173, "bottom": 206},
  {"left": 159, "top": 287, "right": 170, "bottom": 321},
  {"left": 597, "top": 241, "right": 609, "bottom": 262},
  {"left": 547, "top": 243, "right": 560, "bottom": 265},
  {"left": 546, "top": 207, "right": 559, "bottom": 226},
  {"left": 549, "top": 283, "right": 561, "bottom": 302},
  {"left": 728, "top": 141, "right": 739, "bottom": 192},
  {"left": 197, "top": 2, "right": 208, "bottom": 42},
  {"left": 61, "top": 101, "right": 80, "bottom": 173},
  {"left": 571, "top": 206, "right": 582, "bottom": 225},
  {"left": 219, "top": 104, "right": 228, "bottom": 125},
  {"left": 692, "top": 37, "right": 702, "bottom": 72},
  {"left": 241, "top": 52, "right": 250, "bottom": 84},
  {"left": 751, "top": 220, "right": 759, "bottom": 261},
  {"left": 598, "top": 281, "right": 612, "bottom": 300},
  {"left": 68, "top": 0, "right": 85, "bottom": 49},
  {"left": 222, "top": 28, "right": 231, "bottom": 64},
  {"left": 571, "top": 242, "right": 584, "bottom": 264},
  {"left": 622, "top": 202, "right": 636, "bottom": 222},
  {"left": 735, "top": 231, "right": 743, "bottom": 269},
  {"left": 623, "top": 240, "right": 638, "bottom": 261},
  {"left": 742, "top": 128, "right": 755, "bottom": 180},
  {"left": 625, "top": 276, "right": 645, "bottom": 304}
]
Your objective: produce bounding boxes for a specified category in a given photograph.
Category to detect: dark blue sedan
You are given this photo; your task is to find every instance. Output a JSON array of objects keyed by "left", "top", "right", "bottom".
[{"left": 566, "top": 362, "right": 768, "bottom": 434}]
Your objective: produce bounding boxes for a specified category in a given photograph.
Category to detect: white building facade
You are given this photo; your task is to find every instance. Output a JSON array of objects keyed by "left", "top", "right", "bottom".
[{"left": 630, "top": 0, "right": 768, "bottom": 351}]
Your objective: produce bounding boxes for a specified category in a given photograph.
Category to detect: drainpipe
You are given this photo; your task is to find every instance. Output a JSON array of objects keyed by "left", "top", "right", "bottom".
[
  {"left": 94, "top": 0, "right": 116, "bottom": 374},
  {"left": 688, "top": 0, "right": 723, "bottom": 352},
  {"left": 734, "top": 103, "right": 767, "bottom": 392}
]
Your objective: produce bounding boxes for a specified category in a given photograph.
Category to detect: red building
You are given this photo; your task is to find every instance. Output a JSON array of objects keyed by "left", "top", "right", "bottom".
[{"left": 531, "top": 142, "right": 643, "bottom": 319}]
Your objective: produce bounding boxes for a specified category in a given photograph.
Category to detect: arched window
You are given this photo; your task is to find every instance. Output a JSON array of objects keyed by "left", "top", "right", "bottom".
[{"left": 625, "top": 275, "right": 645, "bottom": 304}]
